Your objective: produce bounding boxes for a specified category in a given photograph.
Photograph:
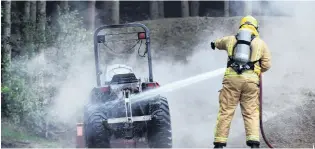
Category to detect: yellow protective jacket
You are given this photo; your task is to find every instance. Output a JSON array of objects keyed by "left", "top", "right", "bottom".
[{"left": 214, "top": 25, "right": 271, "bottom": 83}]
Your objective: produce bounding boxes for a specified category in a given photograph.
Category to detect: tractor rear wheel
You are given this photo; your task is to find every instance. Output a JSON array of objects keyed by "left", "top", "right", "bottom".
[
  {"left": 147, "top": 96, "right": 172, "bottom": 148},
  {"left": 84, "top": 105, "right": 111, "bottom": 148}
]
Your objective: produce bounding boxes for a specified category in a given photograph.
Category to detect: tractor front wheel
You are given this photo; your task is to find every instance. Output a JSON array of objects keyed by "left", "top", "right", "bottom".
[
  {"left": 84, "top": 105, "right": 111, "bottom": 148},
  {"left": 147, "top": 96, "right": 172, "bottom": 148}
]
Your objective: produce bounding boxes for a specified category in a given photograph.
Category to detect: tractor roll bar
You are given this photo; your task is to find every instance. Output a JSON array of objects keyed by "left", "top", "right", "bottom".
[{"left": 93, "top": 23, "right": 154, "bottom": 87}]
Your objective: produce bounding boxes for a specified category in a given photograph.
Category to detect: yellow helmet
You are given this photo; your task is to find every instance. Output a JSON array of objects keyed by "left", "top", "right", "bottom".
[{"left": 239, "top": 15, "right": 259, "bottom": 30}]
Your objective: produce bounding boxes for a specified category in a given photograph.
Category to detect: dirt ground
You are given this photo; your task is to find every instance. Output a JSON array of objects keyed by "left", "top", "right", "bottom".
[{"left": 261, "top": 94, "right": 315, "bottom": 148}]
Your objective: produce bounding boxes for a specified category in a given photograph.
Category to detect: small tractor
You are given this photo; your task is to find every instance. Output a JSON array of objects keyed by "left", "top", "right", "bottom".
[{"left": 76, "top": 23, "right": 172, "bottom": 148}]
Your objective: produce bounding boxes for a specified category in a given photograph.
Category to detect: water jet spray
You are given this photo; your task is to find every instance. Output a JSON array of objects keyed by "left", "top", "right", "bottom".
[{"left": 130, "top": 67, "right": 226, "bottom": 104}]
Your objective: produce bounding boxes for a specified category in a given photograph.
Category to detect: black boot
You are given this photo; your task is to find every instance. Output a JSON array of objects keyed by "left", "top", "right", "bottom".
[
  {"left": 213, "top": 142, "right": 226, "bottom": 148},
  {"left": 246, "top": 140, "right": 260, "bottom": 148}
]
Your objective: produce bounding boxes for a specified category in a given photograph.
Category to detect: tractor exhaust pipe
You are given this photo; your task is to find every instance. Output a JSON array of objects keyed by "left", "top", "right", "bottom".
[{"left": 259, "top": 74, "right": 274, "bottom": 148}]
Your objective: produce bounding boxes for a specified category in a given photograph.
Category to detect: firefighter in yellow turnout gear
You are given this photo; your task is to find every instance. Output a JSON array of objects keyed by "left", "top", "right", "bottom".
[{"left": 210, "top": 16, "right": 271, "bottom": 148}]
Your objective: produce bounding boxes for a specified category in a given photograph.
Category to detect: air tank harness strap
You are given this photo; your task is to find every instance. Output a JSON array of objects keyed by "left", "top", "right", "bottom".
[
  {"left": 227, "top": 57, "right": 259, "bottom": 74},
  {"left": 227, "top": 34, "right": 258, "bottom": 75}
]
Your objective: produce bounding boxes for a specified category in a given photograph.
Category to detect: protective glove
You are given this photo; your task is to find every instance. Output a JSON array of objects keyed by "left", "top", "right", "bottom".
[{"left": 211, "top": 41, "right": 216, "bottom": 50}]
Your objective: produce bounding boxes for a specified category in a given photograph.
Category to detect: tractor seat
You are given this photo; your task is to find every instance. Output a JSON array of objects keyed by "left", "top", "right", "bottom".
[{"left": 110, "top": 73, "right": 139, "bottom": 84}]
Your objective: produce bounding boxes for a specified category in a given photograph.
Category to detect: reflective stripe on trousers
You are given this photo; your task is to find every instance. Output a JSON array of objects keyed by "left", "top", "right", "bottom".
[{"left": 247, "top": 135, "right": 260, "bottom": 141}]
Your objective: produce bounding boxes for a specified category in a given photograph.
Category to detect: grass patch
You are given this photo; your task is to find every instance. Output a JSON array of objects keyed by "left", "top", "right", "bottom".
[{"left": 1, "top": 121, "right": 60, "bottom": 148}]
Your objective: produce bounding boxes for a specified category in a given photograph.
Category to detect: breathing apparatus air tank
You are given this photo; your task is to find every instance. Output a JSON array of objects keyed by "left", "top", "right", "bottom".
[{"left": 232, "top": 29, "right": 254, "bottom": 65}]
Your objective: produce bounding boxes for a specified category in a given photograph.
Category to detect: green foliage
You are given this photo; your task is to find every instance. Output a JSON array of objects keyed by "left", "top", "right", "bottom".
[
  {"left": 3, "top": 9, "right": 92, "bottom": 139},
  {"left": 1, "top": 86, "right": 10, "bottom": 93}
]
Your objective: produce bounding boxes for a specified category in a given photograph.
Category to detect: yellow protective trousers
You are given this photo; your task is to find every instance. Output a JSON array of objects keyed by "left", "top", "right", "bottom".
[{"left": 214, "top": 76, "right": 260, "bottom": 144}]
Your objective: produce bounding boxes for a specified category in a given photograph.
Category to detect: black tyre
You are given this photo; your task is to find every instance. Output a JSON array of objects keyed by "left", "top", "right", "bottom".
[
  {"left": 84, "top": 105, "right": 111, "bottom": 148},
  {"left": 147, "top": 96, "right": 172, "bottom": 148}
]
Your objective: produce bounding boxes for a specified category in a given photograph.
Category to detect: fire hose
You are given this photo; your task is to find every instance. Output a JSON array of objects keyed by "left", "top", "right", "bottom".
[{"left": 259, "top": 74, "right": 274, "bottom": 148}]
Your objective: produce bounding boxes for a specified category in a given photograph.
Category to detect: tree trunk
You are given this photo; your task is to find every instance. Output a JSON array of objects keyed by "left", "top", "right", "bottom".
[
  {"left": 30, "top": 1, "right": 37, "bottom": 24},
  {"left": 1, "top": 0, "right": 12, "bottom": 97},
  {"left": 224, "top": 0, "right": 229, "bottom": 17},
  {"left": 149, "top": 1, "right": 159, "bottom": 20},
  {"left": 104, "top": 1, "right": 119, "bottom": 25},
  {"left": 37, "top": 0, "right": 46, "bottom": 52},
  {"left": 88, "top": 0, "right": 96, "bottom": 30},
  {"left": 10, "top": 2, "right": 22, "bottom": 58},
  {"left": 22, "top": 1, "right": 31, "bottom": 57},
  {"left": 29, "top": 1, "right": 36, "bottom": 59},
  {"left": 181, "top": 1, "right": 189, "bottom": 17},
  {"left": 253, "top": 1, "right": 261, "bottom": 16},
  {"left": 244, "top": 1, "right": 252, "bottom": 15},
  {"left": 111, "top": 0, "right": 119, "bottom": 24},
  {"left": 36, "top": 1, "right": 47, "bottom": 138},
  {"left": 60, "top": 0, "right": 69, "bottom": 12},
  {"left": 158, "top": 1, "right": 164, "bottom": 18},
  {"left": 190, "top": 1, "right": 199, "bottom": 16},
  {"left": 24, "top": 1, "right": 31, "bottom": 24},
  {"left": 103, "top": 1, "right": 110, "bottom": 24}
]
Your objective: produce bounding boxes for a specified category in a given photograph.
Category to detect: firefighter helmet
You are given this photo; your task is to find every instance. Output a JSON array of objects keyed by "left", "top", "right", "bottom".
[{"left": 239, "top": 15, "right": 259, "bottom": 30}]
